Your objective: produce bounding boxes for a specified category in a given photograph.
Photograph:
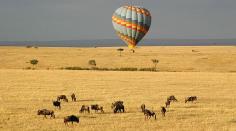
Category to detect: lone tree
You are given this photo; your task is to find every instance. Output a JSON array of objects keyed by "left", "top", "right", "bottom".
[
  {"left": 151, "top": 59, "right": 159, "bottom": 71},
  {"left": 26, "top": 45, "right": 32, "bottom": 48},
  {"left": 30, "top": 59, "right": 39, "bottom": 69},
  {"left": 88, "top": 60, "right": 96, "bottom": 66},
  {"left": 117, "top": 48, "right": 124, "bottom": 57}
]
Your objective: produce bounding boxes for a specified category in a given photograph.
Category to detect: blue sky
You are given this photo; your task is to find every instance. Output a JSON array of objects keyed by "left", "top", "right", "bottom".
[{"left": 0, "top": 0, "right": 236, "bottom": 41}]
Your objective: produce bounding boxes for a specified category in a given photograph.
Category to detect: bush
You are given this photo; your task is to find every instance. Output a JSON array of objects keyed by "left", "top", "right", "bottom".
[
  {"left": 151, "top": 59, "right": 159, "bottom": 71},
  {"left": 63, "top": 67, "right": 143, "bottom": 72},
  {"left": 88, "top": 60, "right": 96, "bottom": 66},
  {"left": 64, "top": 67, "right": 83, "bottom": 70},
  {"left": 30, "top": 59, "right": 38, "bottom": 65},
  {"left": 91, "top": 67, "right": 99, "bottom": 70},
  {"left": 112, "top": 68, "right": 119, "bottom": 71},
  {"left": 24, "top": 67, "right": 32, "bottom": 70},
  {"left": 139, "top": 68, "right": 156, "bottom": 72},
  {"left": 97, "top": 68, "right": 109, "bottom": 71},
  {"left": 119, "top": 67, "right": 138, "bottom": 71},
  {"left": 29, "top": 59, "right": 39, "bottom": 69}
]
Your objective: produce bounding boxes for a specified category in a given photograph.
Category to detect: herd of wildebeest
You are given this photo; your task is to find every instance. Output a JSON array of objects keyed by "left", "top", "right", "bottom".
[{"left": 37, "top": 93, "right": 198, "bottom": 125}]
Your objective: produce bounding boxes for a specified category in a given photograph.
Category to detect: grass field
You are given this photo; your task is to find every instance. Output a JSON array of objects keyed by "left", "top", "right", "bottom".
[
  {"left": 0, "top": 46, "right": 236, "bottom": 131},
  {"left": 0, "top": 46, "right": 235, "bottom": 72}
]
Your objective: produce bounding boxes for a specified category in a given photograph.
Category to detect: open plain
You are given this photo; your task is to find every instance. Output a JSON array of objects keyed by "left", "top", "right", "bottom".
[{"left": 0, "top": 46, "right": 236, "bottom": 131}]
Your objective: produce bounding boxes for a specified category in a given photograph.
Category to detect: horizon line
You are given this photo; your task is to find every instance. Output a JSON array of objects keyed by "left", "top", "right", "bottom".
[{"left": 1, "top": 38, "right": 236, "bottom": 42}]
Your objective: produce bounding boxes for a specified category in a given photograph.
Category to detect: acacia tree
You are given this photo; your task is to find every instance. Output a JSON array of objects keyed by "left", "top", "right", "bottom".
[
  {"left": 151, "top": 59, "right": 159, "bottom": 71},
  {"left": 117, "top": 48, "right": 124, "bottom": 57},
  {"left": 30, "top": 59, "right": 39, "bottom": 69}
]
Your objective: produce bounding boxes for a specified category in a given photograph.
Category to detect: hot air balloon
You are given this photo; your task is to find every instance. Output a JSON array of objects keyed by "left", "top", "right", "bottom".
[{"left": 112, "top": 5, "right": 151, "bottom": 51}]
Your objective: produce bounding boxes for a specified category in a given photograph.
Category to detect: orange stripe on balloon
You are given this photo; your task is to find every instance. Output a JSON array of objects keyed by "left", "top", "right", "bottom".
[
  {"left": 112, "top": 15, "right": 148, "bottom": 34},
  {"left": 116, "top": 32, "right": 136, "bottom": 48}
]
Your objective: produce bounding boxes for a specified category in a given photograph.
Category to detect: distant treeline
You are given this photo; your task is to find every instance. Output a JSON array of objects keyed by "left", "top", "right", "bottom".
[
  {"left": 0, "top": 39, "right": 236, "bottom": 47},
  {"left": 61, "top": 67, "right": 157, "bottom": 72}
]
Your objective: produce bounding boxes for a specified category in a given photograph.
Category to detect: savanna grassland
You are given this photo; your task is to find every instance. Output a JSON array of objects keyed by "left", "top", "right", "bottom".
[{"left": 0, "top": 46, "right": 236, "bottom": 131}]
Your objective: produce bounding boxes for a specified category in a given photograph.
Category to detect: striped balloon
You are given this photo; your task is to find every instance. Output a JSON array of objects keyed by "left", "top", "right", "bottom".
[{"left": 112, "top": 5, "right": 151, "bottom": 49}]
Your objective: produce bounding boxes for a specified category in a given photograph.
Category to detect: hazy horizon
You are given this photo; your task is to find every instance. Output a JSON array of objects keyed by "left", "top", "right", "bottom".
[
  {"left": 0, "top": 0, "right": 236, "bottom": 41},
  {"left": 1, "top": 39, "right": 235, "bottom": 47}
]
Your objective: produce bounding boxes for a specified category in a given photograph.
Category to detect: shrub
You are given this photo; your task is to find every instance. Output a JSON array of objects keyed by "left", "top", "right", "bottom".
[
  {"left": 139, "top": 68, "right": 156, "bottom": 72},
  {"left": 100, "top": 68, "right": 109, "bottom": 71},
  {"left": 112, "top": 68, "right": 120, "bottom": 71},
  {"left": 151, "top": 59, "right": 159, "bottom": 70},
  {"left": 26, "top": 45, "right": 32, "bottom": 48},
  {"left": 119, "top": 67, "right": 138, "bottom": 71},
  {"left": 64, "top": 67, "right": 83, "bottom": 70},
  {"left": 91, "top": 67, "right": 99, "bottom": 70},
  {"left": 24, "top": 67, "right": 32, "bottom": 70},
  {"left": 63, "top": 67, "right": 151, "bottom": 72},
  {"left": 29, "top": 59, "right": 39, "bottom": 69},
  {"left": 88, "top": 60, "right": 96, "bottom": 66},
  {"left": 30, "top": 59, "right": 38, "bottom": 64}
]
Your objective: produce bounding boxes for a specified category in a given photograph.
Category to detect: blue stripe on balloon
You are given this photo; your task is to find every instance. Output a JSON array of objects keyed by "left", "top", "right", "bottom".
[
  {"left": 126, "top": 8, "right": 132, "bottom": 38},
  {"left": 120, "top": 7, "right": 128, "bottom": 36}
]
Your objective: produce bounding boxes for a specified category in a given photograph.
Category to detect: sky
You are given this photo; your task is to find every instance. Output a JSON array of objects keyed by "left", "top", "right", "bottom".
[{"left": 0, "top": 0, "right": 236, "bottom": 41}]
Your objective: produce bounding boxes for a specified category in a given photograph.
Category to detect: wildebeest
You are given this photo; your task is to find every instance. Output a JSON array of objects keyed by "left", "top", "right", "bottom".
[
  {"left": 57, "top": 95, "right": 69, "bottom": 102},
  {"left": 71, "top": 93, "right": 76, "bottom": 102},
  {"left": 165, "top": 100, "right": 171, "bottom": 108},
  {"left": 111, "top": 101, "right": 123, "bottom": 108},
  {"left": 37, "top": 109, "right": 55, "bottom": 118},
  {"left": 185, "top": 96, "right": 197, "bottom": 103},
  {"left": 161, "top": 107, "right": 166, "bottom": 117},
  {"left": 113, "top": 104, "right": 125, "bottom": 113},
  {"left": 52, "top": 100, "right": 61, "bottom": 109},
  {"left": 79, "top": 105, "right": 90, "bottom": 113},
  {"left": 167, "top": 95, "right": 178, "bottom": 102},
  {"left": 91, "top": 104, "right": 104, "bottom": 113},
  {"left": 144, "top": 109, "right": 156, "bottom": 120},
  {"left": 111, "top": 101, "right": 125, "bottom": 113},
  {"left": 141, "top": 104, "right": 146, "bottom": 112},
  {"left": 64, "top": 115, "right": 79, "bottom": 125}
]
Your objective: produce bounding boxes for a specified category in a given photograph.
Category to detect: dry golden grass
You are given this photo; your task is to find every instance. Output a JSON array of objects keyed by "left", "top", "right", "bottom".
[
  {"left": 0, "top": 46, "right": 236, "bottom": 131},
  {"left": 0, "top": 46, "right": 235, "bottom": 72}
]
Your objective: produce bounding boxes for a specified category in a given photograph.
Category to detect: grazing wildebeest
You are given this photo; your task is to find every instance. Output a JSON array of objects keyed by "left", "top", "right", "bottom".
[
  {"left": 37, "top": 109, "right": 55, "bottom": 118},
  {"left": 71, "top": 93, "right": 76, "bottom": 102},
  {"left": 113, "top": 104, "right": 125, "bottom": 113},
  {"left": 167, "top": 95, "right": 178, "bottom": 102},
  {"left": 165, "top": 100, "right": 171, "bottom": 108},
  {"left": 185, "top": 96, "right": 197, "bottom": 103},
  {"left": 79, "top": 105, "right": 90, "bottom": 113},
  {"left": 64, "top": 115, "right": 79, "bottom": 125},
  {"left": 161, "top": 107, "right": 166, "bottom": 117},
  {"left": 111, "top": 101, "right": 125, "bottom": 113},
  {"left": 91, "top": 104, "right": 104, "bottom": 113},
  {"left": 141, "top": 104, "right": 146, "bottom": 112},
  {"left": 111, "top": 101, "right": 123, "bottom": 108},
  {"left": 57, "top": 95, "right": 68, "bottom": 102},
  {"left": 144, "top": 109, "right": 156, "bottom": 120},
  {"left": 52, "top": 100, "right": 61, "bottom": 109}
]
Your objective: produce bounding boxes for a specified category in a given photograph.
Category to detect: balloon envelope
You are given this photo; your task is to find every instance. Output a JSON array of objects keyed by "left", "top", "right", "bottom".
[{"left": 112, "top": 5, "right": 151, "bottom": 49}]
